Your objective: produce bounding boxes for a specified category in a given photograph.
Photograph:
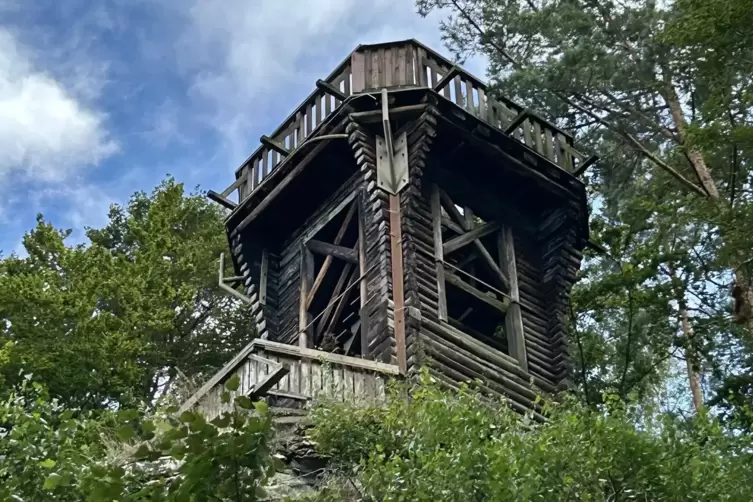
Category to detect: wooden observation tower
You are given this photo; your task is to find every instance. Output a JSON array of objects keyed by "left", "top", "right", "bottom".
[{"left": 182, "top": 39, "right": 592, "bottom": 420}]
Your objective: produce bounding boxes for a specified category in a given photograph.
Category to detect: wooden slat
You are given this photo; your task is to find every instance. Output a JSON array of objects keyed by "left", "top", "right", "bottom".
[
  {"left": 498, "top": 227, "right": 528, "bottom": 372},
  {"left": 431, "top": 184, "right": 448, "bottom": 321}
]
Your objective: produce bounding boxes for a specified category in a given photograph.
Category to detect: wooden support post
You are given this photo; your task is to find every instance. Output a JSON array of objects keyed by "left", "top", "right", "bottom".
[
  {"left": 306, "top": 240, "right": 358, "bottom": 263},
  {"left": 306, "top": 201, "right": 356, "bottom": 307},
  {"left": 431, "top": 184, "right": 448, "bottom": 321},
  {"left": 315, "top": 263, "right": 355, "bottom": 340},
  {"left": 438, "top": 188, "right": 510, "bottom": 292},
  {"left": 498, "top": 226, "right": 528, "bottom": 372},
  {"left": 298, "top": 246, "right": 314, "bottom": 349},
  {"left": 389, "top": 193, "right": 407, "bottom": 374},
  {"left": 259, "top": 249, "right": 268, "bottom": 306},
  {"left": 358, "top": 197, "right": 369, "bottom": 356}
]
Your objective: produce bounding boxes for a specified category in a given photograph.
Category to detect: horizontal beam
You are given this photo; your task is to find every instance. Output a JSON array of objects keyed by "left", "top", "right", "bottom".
[
  {"left": 316, "top": 79, "right": 346, "bottom": 101},
  {"left": 445, "top": 271, "right": 510, "bottom": 314},
  {"left": 260, "top": 135, "right": 290, "bottom": 157},
  {"left": 306, "top": 239, "right": 359, "bottom": 264},
  {"left": 207, "top": 190, "right": 237, "bottom": 210},
  {"left": 443, "top": 221, "right": 500, "bottom": 255}
]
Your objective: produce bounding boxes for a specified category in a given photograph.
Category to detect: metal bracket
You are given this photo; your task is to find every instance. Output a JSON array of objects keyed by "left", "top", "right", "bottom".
[{"left": 376, "top": 88, "right": 410, "bottom": 194}]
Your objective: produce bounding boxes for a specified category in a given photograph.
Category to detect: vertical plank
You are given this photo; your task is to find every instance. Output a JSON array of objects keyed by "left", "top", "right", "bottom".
[
  {"left": 377, "top": 48, "right": 385, "bottom": 87},
  {"left": 384, "top": 46, "right": 394, "bottom": 86},
  {"left": 364, "top": 49, "right": 373, "bottom": 89},
  {"left": 544, "top": 127, "right": 555, "bottom": 161},
  {"left": 397, "top": 45, "right": 406, "bottom": 86},
  {"left": 430, "top": 184, "right": 448, "bottom": 321},
  {"left": 358, "top": 196, "right": 369, "bottom": 357},
  {"left": 262, "top": 150, "right": 270, "bottom": 179},
  {"left": 464, "top": 80, "right": 475, "bottom": 114},
  {"left": 533, "top": 121, "right": 544, "bottom": 156},
  {"left": 259, "top": 248, "right": 268, "bottom": 306},
  {"left": 559, "top": 134, "right": 573, "bottom": 171},
  {"left": 298, "top": 246, "right": 312, "bottom": 349},
  {"left": 453, "top": 75, "right": 463, "bottom": 106},
  {"left": 416, "top": 46, "right": 428, "bottom": 86},
  {"left": 498, "top": 226, "right": 528, "bottom": 372},
  {"left": 405, "top": 43, "right": 415, "bottom": 86},
  {"left": 296, "top": 111, "right": 304, "bottom": 148},
  {"left": 522, "top": 119, "right": 534, "bottom": 149},
  {"left": 306, "top": 102, "right": 314, "bottom": 137},
  {"left": 388, "top": 194, "right": 407, "bottom": 374},
  {"left": 343, "top": 68, "right": 351, "bottom": 97},
  {"left": 251, "top": 158, "right": 260, "bottom": 191},
  {"left": 477, "top": 87, "right": 486, "bottom": 121},
  {"left": 351, "top": 51, "right": 366, "bottom": 93}
]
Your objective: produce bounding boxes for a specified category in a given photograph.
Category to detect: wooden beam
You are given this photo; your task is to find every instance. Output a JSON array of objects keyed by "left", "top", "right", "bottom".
[
  {"left": 207, "top": 190, "right": 237, "bottom": 210},
  {"left": 260, "top": 135, "right": 290, "bottom": 157},
  {"left": 315, "top": 263, "right": 355, "bottom": 340},
  {"left": 298, "top": 246, "right": 314, "bottom": 349},
  {"left": 504, "top": 109, "right": 530, "bottom": 135},
  {"left": 306, "top": 240, "right": 358, "bottom": 264},
  {"left": 322, "top": 270, "right": 359, "bottom": 341},
  {"left": 357, "top": 196, "right": 369, "bottom": 357},
  {"left": 573, "top": 154, "right": 599, "bottom": 177},
  {"left": 259, "top": 249, "right": 268, "bottom": 306},
  {"left": 389, "top": 193, "right": 407, "bottom": 374},
  {"left": 249, "top": 363, "right": 290, "bottom": 399},
  {"left": 431, "top": 184, "right": 448, "bottom": 322},
  {"left": 316, "top": 79, "right": 346, "bottom": 101},
  {"left": 498, "top": 226, "right": 528, "bottom": 372},
  {"left": 434, "top": 66, "right": 461, "bottom": 93},
  {"left": 445, "top": 271, "right": 509, "bottom": 314},
  {"left": 306, "top": 201, "right": 357, "bottom": 307},
  {"left": 438, "top": 188, "right": 510, "bottom": 292},
  {"left": 443, "top": 221, "right": 500, "bottom": 255}
]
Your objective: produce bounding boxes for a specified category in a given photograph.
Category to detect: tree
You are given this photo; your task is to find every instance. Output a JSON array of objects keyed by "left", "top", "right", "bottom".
[
  {"left": 0, "top": 178, "right": 254, "bottom": 408},
  {"left": 307, "top": 372, "right": 753, "bottom": 501},
  {"left": 416, "top": 0, "right": 752, "bottom": 416},
  {"left": 0, "top": 375, "right": 276, "bottom": 501}
]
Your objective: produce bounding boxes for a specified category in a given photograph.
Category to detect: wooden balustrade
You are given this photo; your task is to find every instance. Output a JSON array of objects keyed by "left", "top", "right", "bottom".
[{"left": 218, "top": 39, "right": 588, "bottom": 209}]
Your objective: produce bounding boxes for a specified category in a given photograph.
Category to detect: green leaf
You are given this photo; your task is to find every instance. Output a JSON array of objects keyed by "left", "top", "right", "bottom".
[
  {"left": 225, "top": 375, "right": 241, "bottom": 392},
  {"left": 221, "top": 391, "right": 231, "bottom": 404},
  {"left": 235, "top": 395, "right": 252, "bottom": 409},
  {"left": 117, "top": 424, "right": 136, "bottom": 440},
  {"left": 179, "top": 411, "right": 196, "bottom": 424},
  {"left": 43, "top": 473, "right": 63, "bottom": 490},
  {"left": 254, "top": 400, "right": 269, "bottom": 414},
  {"left": 39, "top": 459, "right": 57, "bottom": 469}
]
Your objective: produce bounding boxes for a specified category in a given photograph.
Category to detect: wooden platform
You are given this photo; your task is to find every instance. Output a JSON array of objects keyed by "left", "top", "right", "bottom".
[
  {"left": 209, "top": 39, "right": 592, "bottom": 212},
  {"left": 180, "top": 338, "right": 399, "bottom": 420}
]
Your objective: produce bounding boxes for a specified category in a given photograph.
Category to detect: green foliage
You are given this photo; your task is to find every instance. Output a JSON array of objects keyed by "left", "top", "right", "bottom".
[
  {"left": 0, "top": 376, "right": 276, "bottom": 501},
  {"left": 417, "top": 0, "right": 753, "bottom": 423},
  {"left": 0, "top": 177, "right": 254, "bottom": 408},
  {"left": 308, "top": 372, "right": 753, "bottom": 501}
]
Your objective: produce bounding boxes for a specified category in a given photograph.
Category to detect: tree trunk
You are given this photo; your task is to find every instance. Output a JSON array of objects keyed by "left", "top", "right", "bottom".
[
  {"left": 663, "top": 81, "right": 753, "bottom": 333},
  {"left": 662, "top": 82, "right": 720, "bottom": 199},
  {"left": 679, "top": 304, "right": 704, "bottom": 413}
]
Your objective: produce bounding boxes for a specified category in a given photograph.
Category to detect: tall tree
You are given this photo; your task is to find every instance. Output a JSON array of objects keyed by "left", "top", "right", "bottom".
[
  {"left": 416, "top": 0, "right": 752, "bottom": 414},
  {"left": 0, "top": 178, "right": 254, "bottom": 407}
]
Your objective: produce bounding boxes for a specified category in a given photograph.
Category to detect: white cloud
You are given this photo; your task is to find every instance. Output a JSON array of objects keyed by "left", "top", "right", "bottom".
[
  {"left": 173, "top": 0, "right": 488, "bottom": 165},
  {"left": 0, "top": 28, "right": 118, "bottom": 184}
]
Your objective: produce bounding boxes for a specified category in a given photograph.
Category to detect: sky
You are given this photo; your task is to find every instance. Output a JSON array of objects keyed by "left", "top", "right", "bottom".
[{"left": 0, "top": 0, "right": 488, "bottom": 256}]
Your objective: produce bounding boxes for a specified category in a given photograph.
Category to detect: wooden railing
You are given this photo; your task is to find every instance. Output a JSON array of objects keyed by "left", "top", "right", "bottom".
[
  {"left": 181, "top": 338, "right": 399, "bottom": 420},
  {"left": 217, "top": 39, "right": 588, "bottom": 210}
]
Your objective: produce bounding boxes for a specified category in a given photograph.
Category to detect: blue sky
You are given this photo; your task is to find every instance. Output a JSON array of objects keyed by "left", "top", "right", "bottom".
[{"left": 0, "top": 0, "right": 487, "bottom": 255}]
